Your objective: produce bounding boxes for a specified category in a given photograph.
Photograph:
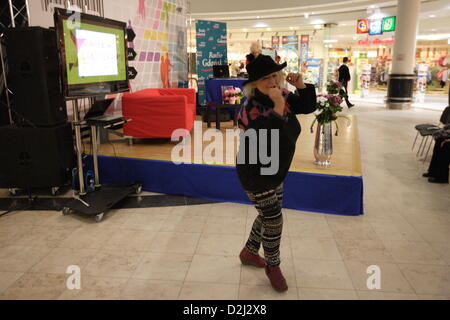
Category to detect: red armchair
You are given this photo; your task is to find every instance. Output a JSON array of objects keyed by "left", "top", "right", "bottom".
[{"left": 122, "top": 88, "right": 196, "bottom": 139}]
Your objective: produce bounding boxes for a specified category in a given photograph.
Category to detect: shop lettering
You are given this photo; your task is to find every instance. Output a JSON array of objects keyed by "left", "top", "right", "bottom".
[{"left": 358, "top": 38, "right": 395, "bottom": 46}]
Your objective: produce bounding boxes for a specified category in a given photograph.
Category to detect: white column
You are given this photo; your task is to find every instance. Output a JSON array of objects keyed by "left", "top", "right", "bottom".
[
  {"left": 387, "top": 0, "right": 421, "bottom": 109},
  {"left": 391, "top": 0, "right": 421, "bottom": 74}
]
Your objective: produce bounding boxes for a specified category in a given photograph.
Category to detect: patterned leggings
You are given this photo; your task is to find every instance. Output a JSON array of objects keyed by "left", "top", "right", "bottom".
[{"left": 245, "top": 184, "right": 284, "bottom": 267}]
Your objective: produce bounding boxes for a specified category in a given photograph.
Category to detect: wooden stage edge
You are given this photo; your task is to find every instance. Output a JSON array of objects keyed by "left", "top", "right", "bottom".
[{"left": 94, "top": 114, "right": 362, "bottom": 177}]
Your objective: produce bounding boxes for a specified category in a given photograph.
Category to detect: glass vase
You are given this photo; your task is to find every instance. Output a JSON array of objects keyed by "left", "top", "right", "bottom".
[{"left": 313, "top": 122, "right": 333, "bottom": 166}]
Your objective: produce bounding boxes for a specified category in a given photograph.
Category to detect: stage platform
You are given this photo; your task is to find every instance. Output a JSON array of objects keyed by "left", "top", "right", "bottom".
[{"left": 92, "top": 114, "right": 363, "bottom": 216}]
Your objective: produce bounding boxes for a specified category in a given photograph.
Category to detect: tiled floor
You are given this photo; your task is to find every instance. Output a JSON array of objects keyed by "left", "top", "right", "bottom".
[{"left": 0, "top": 103, "right": 449, "bottom": 300}]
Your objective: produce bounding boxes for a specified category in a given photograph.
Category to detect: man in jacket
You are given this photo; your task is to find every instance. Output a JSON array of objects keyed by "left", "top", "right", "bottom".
[{"left": 338, "top": 57, "right": 354, "bottom": 108}]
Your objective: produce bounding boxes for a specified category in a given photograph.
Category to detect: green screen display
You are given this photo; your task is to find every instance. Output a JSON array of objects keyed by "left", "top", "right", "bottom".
[{"left": 62, "top": 20, "right": 127, "bottom": 85}]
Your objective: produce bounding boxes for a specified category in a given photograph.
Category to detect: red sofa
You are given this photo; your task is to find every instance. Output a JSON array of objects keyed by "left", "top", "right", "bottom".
[{"left": 122, "top": 88, "right": 196, "bottom": 139}]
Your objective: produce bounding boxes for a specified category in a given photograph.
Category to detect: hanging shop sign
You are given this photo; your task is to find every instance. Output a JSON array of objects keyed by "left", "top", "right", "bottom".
[
  {"left": 195, "top": 20, "right": 228, "bottom": 105},
  {"left": 369, "top": 19, "right": 383, "bottom": 36},
  {"left": 299, "top": 35, "right": 309, "bottom": 65},
  {"left": 272, "top": 36, "right": 280, "bottom": 50},
  {"left": 356, "top": 16, "right": 396, "bottom": 36},
  {"left": 382, "top": 16, "right": 396, "bottom": 32},
  {"left": 357, "top": 19, "right": 369, "bottom": 34}
]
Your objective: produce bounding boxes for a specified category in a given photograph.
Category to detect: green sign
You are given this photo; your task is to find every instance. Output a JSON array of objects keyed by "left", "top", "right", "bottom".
[
  {"left": 359, "top": 52, "right": 368, "bottom": 59},
  {"left": 382, "top": 16, "right": 396, "bottom": 32}
]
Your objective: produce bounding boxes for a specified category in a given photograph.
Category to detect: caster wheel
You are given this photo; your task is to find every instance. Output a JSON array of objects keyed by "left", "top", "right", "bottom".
[
  {"left": 51, "top": 187, "right": 60, "bottom": 196},
  {"left": 95, "top": 213, "right": 104, "bottom": 223},
  {"left": 62, "top": 207, "right": 71, "bottom": 216},
  {"left": 135, "top": 185, "right": 142, "bottom": 194}
]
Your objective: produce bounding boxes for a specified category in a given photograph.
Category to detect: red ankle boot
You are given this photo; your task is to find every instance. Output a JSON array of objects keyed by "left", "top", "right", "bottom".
[
  {"left": 239, "top": 248, "right": 266, "bottom": 268},
  {"left": 265, "top": 265, "right": 288, "bottom": 292}
]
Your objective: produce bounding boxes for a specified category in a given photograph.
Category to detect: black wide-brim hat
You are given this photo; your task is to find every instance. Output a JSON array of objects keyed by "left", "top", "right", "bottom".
[{"left": 243, "top": 54, "right": 287, "bottom": 86}]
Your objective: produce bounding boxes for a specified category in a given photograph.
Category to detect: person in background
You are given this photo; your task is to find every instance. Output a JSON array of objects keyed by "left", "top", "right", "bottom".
[
  {"left": 338, "top": 57, "right": 354, "bottom": 108},
  {"left": 423, "top": 130, "right": 450, "bottom": 184},
  {"left": 236, "top": 55, "right": 317, "bottom": 292},
  {"left": 246, "top": 41, "right": 261, "bottom": 65},
  {"left": 275, "top": 55, "right": 282, "bottom": 64}
]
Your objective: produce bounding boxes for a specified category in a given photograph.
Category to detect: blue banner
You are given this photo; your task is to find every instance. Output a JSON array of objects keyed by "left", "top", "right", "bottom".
[{"left": 196, "top": 20, "right": 228, "bottom": 105}]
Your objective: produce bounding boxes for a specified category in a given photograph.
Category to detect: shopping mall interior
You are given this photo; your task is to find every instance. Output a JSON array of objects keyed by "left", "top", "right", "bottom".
[{"left": 0, "top": 0, "right": 449, "bottom": 303}]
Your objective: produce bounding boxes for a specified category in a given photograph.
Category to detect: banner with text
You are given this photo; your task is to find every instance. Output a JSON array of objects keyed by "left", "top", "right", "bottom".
[{"left": 196, "top": 20, "right": 228, "bottom": 105}]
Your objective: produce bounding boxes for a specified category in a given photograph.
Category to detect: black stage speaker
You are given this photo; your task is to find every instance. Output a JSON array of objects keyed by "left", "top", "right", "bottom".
[
  {"left": 0, "top": 124, "right": 75, "bottom": 189},
  {"left": 5, "top": 27, "right": 67, "bottom": 127}
]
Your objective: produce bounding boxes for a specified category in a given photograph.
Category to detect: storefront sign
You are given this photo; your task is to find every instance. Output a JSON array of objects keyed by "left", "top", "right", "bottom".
[
  {"left": 369, "top": 19, "right": 383, "bottom": 35},
  {"left": 272, "top": 36, "right": 280, "bottom": 50},
  {"left": 195, "top": 20, "right": 227, "bottom": 105},
  {"left": 299, "top": 35, "right": 309, "bottom": 65},
  {"left": 357, "top": 38, "right": 395, "bottom": 46},
  {"left": 282, "top": 35, "right": 298, "bottom": 46},
  {"left": 382, "top": 16, "right": 396, "bottom": 32},
  {"left": 357, "top": 19, "right": 369, "bottom": 34}
]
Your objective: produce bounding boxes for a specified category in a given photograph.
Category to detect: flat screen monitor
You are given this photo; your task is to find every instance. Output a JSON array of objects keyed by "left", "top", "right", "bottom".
[
  {"left": 54, "top": 8, "right": 130, "bottom": 98},
  {"left": 213, "top": 65, "right": 230, "bottom": 78}
]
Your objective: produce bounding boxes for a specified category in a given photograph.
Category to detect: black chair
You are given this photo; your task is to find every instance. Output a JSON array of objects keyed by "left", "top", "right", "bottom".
[{"left": 413, "top": 106, "right": 450, "bottom": 162}]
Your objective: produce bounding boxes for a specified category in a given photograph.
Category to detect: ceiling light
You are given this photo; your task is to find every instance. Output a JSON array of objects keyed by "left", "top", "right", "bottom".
[
  {"left": 314, "top": 25, "right": 322, "bottom": 29},
  {"left": 266, "top": 28, "right": 272, "bottom": 31},
  {"left": 289, "top": 27, "right": 294, "bottom": 30},
  {"left": 304, "top": 13, "right": 309, "bottom": 19},
  {"left": 253, "top": 22, "right": 268, "bottom": 28},
  {"left": 417, "top": 33, "right": 450, "bottom": 40},
  {"left": 429, "top": 14, "right": 436, "bottom": 18},
  {"left": 448, "top": 38, "right": 450, "bottom": 44},
  {"left": 323, "top": 39, "right": 338, "bottom": 43},
  {"left": 242, "top": 28, "right": 248, "bottom": 32},
  {"left": 256, "top": 16, "right": 261, "bottom": 19},
  {"left": 312, "top": 19, "right": 325, "bottom": 25}
]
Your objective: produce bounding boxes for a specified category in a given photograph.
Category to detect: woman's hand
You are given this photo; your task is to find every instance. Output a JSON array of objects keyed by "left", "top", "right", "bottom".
[{"left": 287, "top": 73, "right": 306, "bottom": 89}]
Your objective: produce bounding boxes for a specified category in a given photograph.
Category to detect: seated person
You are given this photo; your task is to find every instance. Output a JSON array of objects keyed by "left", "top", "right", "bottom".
[{"left": 423, "top": 128, "right": 450, "bottom": 184}]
